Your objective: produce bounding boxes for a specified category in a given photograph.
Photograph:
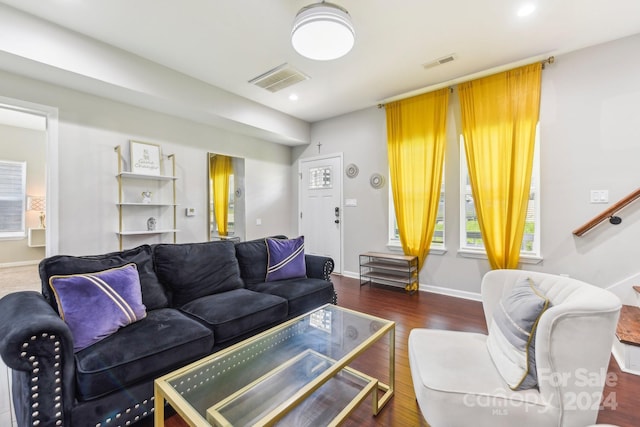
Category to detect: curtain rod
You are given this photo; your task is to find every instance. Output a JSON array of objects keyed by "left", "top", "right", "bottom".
[{"left": 377, "top": 55, "right": 554, "bottom": 108}]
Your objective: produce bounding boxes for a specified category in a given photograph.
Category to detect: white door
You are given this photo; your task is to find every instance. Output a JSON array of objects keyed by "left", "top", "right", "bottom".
[{"left": 299, "top": 154, "right": 342, "bottom": 273}]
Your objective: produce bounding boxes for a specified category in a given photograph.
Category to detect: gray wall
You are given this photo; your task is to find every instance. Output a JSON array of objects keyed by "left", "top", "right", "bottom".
[
  {"left": 294, "top": 33, "right": 640, "bottom": 294},
  {"left": 0, "top": 69, "right": 296, "bottom": 258}
]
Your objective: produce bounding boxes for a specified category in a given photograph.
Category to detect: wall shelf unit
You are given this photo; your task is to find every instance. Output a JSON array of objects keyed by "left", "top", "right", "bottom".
[
  {"left": 359, "top": 252, "right": 419, "bottom": 294},
  {"left": 27, "top": 227, "right": 46, "bottom": 247},
  {"left": 115, "top": 145, "right": 178, "bottom": 250}
]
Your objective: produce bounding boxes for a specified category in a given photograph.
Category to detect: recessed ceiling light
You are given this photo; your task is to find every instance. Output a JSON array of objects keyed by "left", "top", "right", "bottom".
[
  {"left": 517, "top": 3, "right": 536, "bottom": 17},
  {"left": 289, "top": 94, "right": 299, "bottom": 101}
]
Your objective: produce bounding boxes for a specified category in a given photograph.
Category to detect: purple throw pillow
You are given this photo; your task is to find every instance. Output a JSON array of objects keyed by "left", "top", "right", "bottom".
[
  {"left": 265, "top": 236, "right": 306, "bottom": 282},
  {"left": 49, "top": 263, "right": 147, "bottom": 352}
]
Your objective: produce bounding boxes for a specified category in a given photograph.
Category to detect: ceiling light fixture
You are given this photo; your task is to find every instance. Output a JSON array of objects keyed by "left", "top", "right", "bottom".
[
  {"left": 517, "top": 3, "right": 536, "bottom": 17},
  {"left": 291, "top": 1, "right": 355, "bottom": 61}
]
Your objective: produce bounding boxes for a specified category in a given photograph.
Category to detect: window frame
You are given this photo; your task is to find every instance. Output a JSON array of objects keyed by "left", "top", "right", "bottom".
[{"left": 0, "top": 159, "right": 27, "bottom": 240}]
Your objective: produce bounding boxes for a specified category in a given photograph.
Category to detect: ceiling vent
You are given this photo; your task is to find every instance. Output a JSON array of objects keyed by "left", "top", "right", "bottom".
[
  {"left": 422, "top": 54, "right": 457, "bottom": 70},
  {"left": 248, "top": 63, "right": 310, "bottom": 93}
]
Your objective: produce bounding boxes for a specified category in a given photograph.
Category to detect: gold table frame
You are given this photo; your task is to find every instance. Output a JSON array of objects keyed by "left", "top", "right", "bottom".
[{"left": 154, "top": 305, "right": 395, "bottom": 426}]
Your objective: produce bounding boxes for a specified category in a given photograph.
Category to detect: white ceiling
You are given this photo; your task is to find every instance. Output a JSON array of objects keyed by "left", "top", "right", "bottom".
[{"left": 1, "top": 0, "right": 640, "bottom": 126}]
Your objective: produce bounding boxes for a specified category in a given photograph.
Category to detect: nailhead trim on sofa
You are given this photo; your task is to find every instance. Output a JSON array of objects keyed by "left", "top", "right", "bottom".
[
  {"left": 21, "top": 333, "right": 64, "bottom": 427},
  {"left": 93, "top": 396, "right": 154, "bottom": 427}
]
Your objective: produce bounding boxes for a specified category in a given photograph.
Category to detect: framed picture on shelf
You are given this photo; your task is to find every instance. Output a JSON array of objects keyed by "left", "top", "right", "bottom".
[{"left": 130, "top": 140, "right": 162, "bottom": 175}]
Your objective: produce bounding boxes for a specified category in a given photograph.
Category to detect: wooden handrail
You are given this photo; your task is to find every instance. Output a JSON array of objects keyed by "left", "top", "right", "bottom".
[{"left": 573, "top": 188, "right": 640, "bottom": 236}]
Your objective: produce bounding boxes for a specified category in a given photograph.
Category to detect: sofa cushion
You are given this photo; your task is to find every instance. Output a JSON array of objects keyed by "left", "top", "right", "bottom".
[
  {"left": 235, "top": 235, "right": 287, "bottom": 285},
  {"left": 266, "top": 236, "right": 306, "bottom": 282},
  {"left": 486, "top": 277, "right": 550, "bottom": 390},
  {"left": 179, "top": 289, "right": 288, "bottom": 343},
  {"left": 39, "top": 244, "right": 168, "bottom": 311},
  {"left": 153, "top": 240, "right": 244, "bottom": 307},
  {"left": 248, "top": 278, "right": 334, "bottom": 317},
  {"left": 74, "top": 308, "right": 213, "bottom": 401},
  {"left": 50, "top": 263, "right": 147, "bottom": 352}
]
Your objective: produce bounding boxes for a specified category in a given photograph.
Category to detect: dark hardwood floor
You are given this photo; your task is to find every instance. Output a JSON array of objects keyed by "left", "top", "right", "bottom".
[{"left": 161, "top": 274, "right": 638, "bottom": 427}]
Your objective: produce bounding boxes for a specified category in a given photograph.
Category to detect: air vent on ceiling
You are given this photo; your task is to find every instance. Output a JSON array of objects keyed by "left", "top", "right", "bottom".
[
  {"left": 422, "top": 54, "right": 457, "bottom": 70},
  {"left": 248, "top": 63, "right": 310, "bottom": 93}
]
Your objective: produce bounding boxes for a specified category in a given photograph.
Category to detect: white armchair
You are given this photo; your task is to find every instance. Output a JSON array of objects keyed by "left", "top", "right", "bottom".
[{"left": 408, "top": 270, "right": 621, "bottom": 427}]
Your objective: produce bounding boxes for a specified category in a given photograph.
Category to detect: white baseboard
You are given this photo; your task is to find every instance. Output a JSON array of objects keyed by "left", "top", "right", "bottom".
[
  {"left": 341, "top": 270, "right": 482, "bottom": 301},
  {"left": 420, "top": 284, "right": 481, "bottom": 301},
  {"left": 0, "top": 260, "right": 40, "bottom": 269},
  {"left": 341, "top": 270, "right": 359, "bottom": 280}
]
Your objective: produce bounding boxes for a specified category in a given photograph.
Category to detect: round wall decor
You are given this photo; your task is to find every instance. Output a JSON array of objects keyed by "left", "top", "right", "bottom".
[
  {"left": 370, "top": 173, "right": 385, "bottom": 189},
  {"left": 345, "top": 163, "right": 359, "bottom": 178}
]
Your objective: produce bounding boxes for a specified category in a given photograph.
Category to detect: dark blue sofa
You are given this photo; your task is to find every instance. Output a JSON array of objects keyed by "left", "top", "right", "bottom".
[{"left": 0, "top": 237, "right": 335, "bottom": 427}]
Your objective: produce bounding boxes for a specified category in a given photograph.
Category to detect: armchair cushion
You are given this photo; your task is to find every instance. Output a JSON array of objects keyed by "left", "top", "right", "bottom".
[
  {"left": 486, "top": 277, "right": 550, "bottom": 390},
  {"left": 49, "top": 263, "right": 147, "bottom": 352},
  {"left": 408, "top": 329, "right": 554, "bottom": 427}
]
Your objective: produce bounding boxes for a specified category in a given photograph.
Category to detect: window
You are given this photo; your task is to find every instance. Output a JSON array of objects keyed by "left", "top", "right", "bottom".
[
  {"left": 0, "top": 160, "right": 27, "bottom": 239},
  {"left": 459, "top": 131, "right": 541, "bottom": 258},
  {"left": 388, "top": 178, "right": 445, "bottom": 250},
  {"left": 308, "top": 166, "right": 333, "bottom": 189}
]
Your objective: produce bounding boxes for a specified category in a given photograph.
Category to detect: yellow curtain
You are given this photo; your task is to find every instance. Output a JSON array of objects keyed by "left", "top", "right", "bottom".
[
  {"left": 210, "top": 155, "right": 233, "bottom": 236},
  {"left": 386, "top": 88, "right": 449, "bottom": 282},
  {"left": 458, "top": 63, "right": 542, "bottom": 269}
]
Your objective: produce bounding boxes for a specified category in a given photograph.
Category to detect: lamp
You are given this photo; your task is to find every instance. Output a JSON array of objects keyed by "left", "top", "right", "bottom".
[
  {"left": 27, "top": 195, "right": 46, "bottom": 228},
  {"left": 291, "top": 1, "right": 355, "bottom": 61}
]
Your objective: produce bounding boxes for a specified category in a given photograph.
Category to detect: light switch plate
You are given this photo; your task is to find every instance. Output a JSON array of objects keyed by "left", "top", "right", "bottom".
[{"left": 590, "top": 190, "right": 609, "bottom": 203}]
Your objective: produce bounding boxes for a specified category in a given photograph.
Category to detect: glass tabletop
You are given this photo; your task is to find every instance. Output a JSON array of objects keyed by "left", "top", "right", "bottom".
[{"left": 157, "top": 304, "right": 394, "bottom": 426}]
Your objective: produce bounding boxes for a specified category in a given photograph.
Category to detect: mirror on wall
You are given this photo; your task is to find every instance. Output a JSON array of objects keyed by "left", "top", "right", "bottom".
[{"left": 208, "top": 153, "right": 245, "bottom": 242}]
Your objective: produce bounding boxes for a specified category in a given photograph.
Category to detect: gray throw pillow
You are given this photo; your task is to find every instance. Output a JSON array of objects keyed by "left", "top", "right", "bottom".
[{"left": 486, "top": 277, "right": 550, "bottom": 390}]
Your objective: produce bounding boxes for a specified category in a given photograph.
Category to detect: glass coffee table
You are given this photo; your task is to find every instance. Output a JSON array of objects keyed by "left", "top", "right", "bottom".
[{"left": 154, "top": 304, "right": 395, "bottom": 426}]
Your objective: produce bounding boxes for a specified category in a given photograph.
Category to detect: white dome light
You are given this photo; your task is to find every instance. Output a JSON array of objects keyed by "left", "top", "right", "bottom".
[
  {"left": 517, "top": 3, "right": 536, "bottom": 17},
  {"left": 291, "top": 2, "right": 355, "bottom": 61}
]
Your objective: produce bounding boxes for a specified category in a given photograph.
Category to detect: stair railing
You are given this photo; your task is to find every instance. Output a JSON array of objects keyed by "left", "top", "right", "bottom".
[{"left": 573, "top": 188, "right": 640, "bottom": 236}]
